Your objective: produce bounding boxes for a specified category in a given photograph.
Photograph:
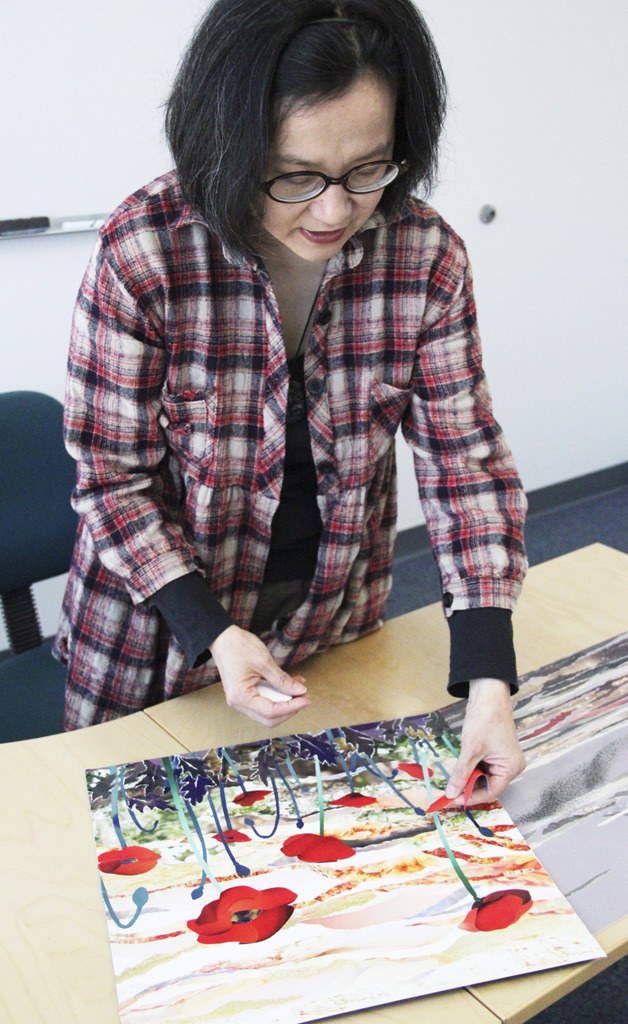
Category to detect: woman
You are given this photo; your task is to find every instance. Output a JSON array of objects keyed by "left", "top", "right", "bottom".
[{"left": 55, "top": 0, "right": 528, "bottom": 805}]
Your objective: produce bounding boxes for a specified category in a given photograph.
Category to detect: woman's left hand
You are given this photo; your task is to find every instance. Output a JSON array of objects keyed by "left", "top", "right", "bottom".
[{"left": 444, "top": 677, "right": 526, "bottom": 805}]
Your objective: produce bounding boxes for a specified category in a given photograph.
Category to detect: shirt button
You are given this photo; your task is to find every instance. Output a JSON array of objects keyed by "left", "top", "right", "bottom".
[
  {"left": 318, "top": 307, "right": 332, "bottom": 326},
  {"left": 443, "top": 592, "right": 454, "bottom": 609},
  {"left": 307, "top": 377, "right": 325, "bottom": 396}
]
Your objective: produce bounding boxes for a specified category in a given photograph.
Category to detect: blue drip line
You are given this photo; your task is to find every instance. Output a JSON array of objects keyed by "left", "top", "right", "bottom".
[
  {"left": 360, "top": 754, "right": 424, "bottom": 815},
  {"left": 273, "top": 761, "right": 304, "bottom": 827},
  {"left": 243, "top": 772, "right": 281, "bottom": 839},
  {"left": 218, "top": 780, "right": 233, "bottom": 830},
  {"left": 182, "top": 796, "right": 210, "bottom": 899},
  {"left": 409, "top": 737, "right": 424, "bottom": 766},
  {"left": 465, "top": 807, "right": 494, "bottom": 838},
  {"left": 118, "top": 768, "right": 158, "bottom": 835},
  {"left": 335, "top": 750, "right": 355, "bottom": 791},
  {"left": 100, "top": 880, "right": 148, "bottom": 930},
  {"left": 421, "top": 735, "right": 437, "bottom": 755},
  {"left": 206, "top": 790, "right": 250, "bottom": 877}
]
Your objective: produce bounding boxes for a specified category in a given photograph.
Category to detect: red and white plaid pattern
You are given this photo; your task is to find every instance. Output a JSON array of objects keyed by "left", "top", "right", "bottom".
[{"left": 55, "top": 171, "right": 527, "bottom": 728}]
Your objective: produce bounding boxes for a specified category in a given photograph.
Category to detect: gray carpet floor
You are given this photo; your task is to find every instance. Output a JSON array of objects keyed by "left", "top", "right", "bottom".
[{"left": 387, "top": 483, "right": 627, "bottom": 1023}]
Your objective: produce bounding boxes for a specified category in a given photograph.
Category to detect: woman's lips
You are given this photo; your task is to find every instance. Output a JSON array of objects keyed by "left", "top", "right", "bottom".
[{"left": 300, "top": 226, "right": 346, "bottom": 245}]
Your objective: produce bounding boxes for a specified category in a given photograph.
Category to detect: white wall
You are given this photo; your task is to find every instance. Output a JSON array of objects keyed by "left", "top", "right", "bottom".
[
  {"left": 1, "top": 1, "right": 627, "bottom": 639},
  {"left": 396, "top": 0, "right": 628, "bottom": 528}
]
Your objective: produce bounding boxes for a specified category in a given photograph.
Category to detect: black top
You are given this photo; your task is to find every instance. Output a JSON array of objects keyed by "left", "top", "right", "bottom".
[
  {"left": 263, "top": 355, "right": 323, "bottom": 584},
  {"left": 151, "top": 354, "right": 518, "bottom": 695}
]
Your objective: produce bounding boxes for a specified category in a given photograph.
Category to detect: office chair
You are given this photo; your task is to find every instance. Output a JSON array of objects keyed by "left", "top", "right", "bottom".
[{"left": 0, "top": 391, "right": 77, "bottom": 741}]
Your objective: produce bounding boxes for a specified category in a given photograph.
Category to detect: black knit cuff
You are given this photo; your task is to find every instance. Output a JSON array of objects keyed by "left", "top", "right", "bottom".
[
  {"left": 150, "top": 572, "right": 234, "bottom": 668},
  {"left": 447, "top": 607, "right": 518, "bottom": 699}
]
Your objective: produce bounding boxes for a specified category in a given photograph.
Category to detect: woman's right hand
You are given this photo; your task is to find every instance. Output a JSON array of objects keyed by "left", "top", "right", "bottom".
[{"left": 209, "top": 624, "right": 310, "bottom": 726}]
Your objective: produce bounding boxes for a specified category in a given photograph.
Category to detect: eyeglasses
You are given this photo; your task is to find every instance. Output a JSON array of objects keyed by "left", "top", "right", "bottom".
[{"left": 263, "top": 159, "right": 408, "bottom": 204}]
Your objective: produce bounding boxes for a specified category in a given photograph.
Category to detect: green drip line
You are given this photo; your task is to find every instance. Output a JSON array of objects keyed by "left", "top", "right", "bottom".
[
  {"left": 283, "top": 750, "right": 305, "bottom": 790},
  {"left": 163, "top": 757, "right": 223, "bottom": 895},
  {"left": 314, "top": 755, "right": 325, "bottom": 836},
  {"left": 432, "top": 811, "right": 479, "bottom": 901},
  {"left": 110, "top": 766, "right": 126, "bottom": 848},
  {"left": 418, "top": 747, "right": 479, "bottom": 902},
  {"left": 441, "top": 732, "right": 460, "bottom": 758}
]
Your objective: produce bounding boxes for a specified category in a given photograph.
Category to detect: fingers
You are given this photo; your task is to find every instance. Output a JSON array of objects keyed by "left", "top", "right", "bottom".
[
  {"left": 211, "top": 625, "right": 310, "bottom": 727},
  {"left": 261, "top": 668, "right": 308, "bottom": 698},
  {"left": 445, "top": 751, "right": 479, "bottom": 800},
  {"left": 226, "top": 679, "right": 310, "bottom": 726},
  {"left": 223, "top": 681, "right": 310, "bottom": 727},
  {"left": 242, "top": 691, "right": 310, "bottom": 727},
  {"left": 448, "top": 747, "right": 526, "bottom": 805},
  {"left": 465, "top": 767, "right": 512, "bottom": 805},
  {"left": 443, "top": 677, "right": 527, "bottom": 805}
]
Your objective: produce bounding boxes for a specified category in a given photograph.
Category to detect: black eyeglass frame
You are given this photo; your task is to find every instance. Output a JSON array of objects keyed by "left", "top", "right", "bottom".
[{"left": 262, "top": 159, "right": 409, "bottom": 204}]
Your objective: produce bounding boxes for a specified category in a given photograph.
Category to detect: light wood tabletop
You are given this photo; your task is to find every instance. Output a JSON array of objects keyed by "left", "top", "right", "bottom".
[{"left": 1, "top": 544, "right": 626, "bottom": 1024}]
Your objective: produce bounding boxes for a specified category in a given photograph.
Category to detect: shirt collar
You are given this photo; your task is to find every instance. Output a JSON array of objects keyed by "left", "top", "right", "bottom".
[
  {"left": 334, "top": 204, "right": 408, "bottom": 271},
  {"left": 173, "top": 204, "right": 263, "bottom": 270},
  {"left": 172, "top": 203, "right": 204, "bottom": 233},
  {"left": 172, "top": 199, "right": 409, "bottom": 273}
]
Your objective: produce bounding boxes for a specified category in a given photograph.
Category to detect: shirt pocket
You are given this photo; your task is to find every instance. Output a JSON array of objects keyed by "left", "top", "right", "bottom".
[
  {"left": 159, "top": 388, "right": 218, "bottom": 483},
  {"left": 368, "top": 380, "right": 413, "bottom": 463}
]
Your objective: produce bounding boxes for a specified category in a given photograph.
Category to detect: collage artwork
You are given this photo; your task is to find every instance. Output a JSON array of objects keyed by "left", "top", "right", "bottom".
[{"left": 85, "top": 689, "right": 608, "bottom": 1024}]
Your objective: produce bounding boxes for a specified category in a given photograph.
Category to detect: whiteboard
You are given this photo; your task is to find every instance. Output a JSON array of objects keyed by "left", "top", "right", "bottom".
[{"left": 0, "top": 0, "right": 208, "bottom": 222}]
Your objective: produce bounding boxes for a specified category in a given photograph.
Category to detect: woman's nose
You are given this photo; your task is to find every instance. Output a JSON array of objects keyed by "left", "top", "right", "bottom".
[{"left": 309, "top": 184, "right": 354, "bottom": 226}]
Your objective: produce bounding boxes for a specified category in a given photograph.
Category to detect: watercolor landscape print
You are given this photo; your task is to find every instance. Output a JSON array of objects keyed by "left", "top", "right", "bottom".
[
  {"left": 441, "top": 631, "right": 628, "bottom": 933},
  {"left": 86, "top": 711, "right": 602, "bottom": 1024},
  {"left": 488, "top": 631, "right": 627, "bottom": 934}
]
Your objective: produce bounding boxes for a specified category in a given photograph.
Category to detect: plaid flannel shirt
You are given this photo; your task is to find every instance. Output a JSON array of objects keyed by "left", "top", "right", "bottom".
[{"left": 55, "top": 170, "right": 527, "bottom": 728}]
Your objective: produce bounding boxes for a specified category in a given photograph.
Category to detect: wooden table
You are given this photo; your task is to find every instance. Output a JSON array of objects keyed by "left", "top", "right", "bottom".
[{"left": 1, "top": 544, "right": 626, "bottom": 1024}]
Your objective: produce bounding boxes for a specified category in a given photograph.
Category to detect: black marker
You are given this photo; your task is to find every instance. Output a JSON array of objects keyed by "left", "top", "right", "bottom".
[{"left": 0, "top": 216, "right": 51, "bottom": 237}]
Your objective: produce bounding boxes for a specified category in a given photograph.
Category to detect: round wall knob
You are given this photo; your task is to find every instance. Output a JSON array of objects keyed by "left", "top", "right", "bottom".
[{"left": 479, "top": 204, "right": 497, "bottom": 224}]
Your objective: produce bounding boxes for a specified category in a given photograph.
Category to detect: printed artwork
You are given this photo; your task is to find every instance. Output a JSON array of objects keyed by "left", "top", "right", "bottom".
[
  {"left": 474, "top": 631, "right": 626, "bottom": 933},
  {"left": 86, "top": 711, "right": 603, "bottom": 1024}
]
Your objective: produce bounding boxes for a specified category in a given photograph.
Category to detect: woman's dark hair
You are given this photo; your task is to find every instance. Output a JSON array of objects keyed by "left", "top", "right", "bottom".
[{"left": 165, "top": 0, "right": 446, "bottom": 259}]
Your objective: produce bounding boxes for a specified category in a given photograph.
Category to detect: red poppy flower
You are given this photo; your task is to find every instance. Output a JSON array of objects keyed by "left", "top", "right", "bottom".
[
  {"left": 329, "top": 793, "right": 378, "bottom": 808},
  {"left": 460, "top": 889, "right": 532, "bottom": 932},
  {"left": 212, "top": 829, "right": 251, "bottom": 844},
  {"left": 98, "top": 845, "right": 160, "bottom": 875},
  {"left": 398, "top": 763, "right": 434, "bottom": 780},
  {"left": 425, "top": 792, "right": 452, "bottom": 813},
  {"left": 425, "top": 768, "right": 487, "bottom": 813},
  {"left": 281, "top": 832, "right": 355, "bottom": 863},
  {"left": 232, "top": 789, "right": 271, "bottom": 806},
  {"left": 188, "top": 885, "right": 296, "bottom": 944}
]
